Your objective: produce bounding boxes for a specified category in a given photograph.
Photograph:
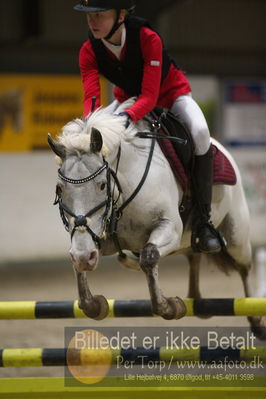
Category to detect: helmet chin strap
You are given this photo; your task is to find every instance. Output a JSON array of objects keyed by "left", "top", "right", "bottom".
[{"left": 104, "top": 10, "right": 123, "bottom": 41}]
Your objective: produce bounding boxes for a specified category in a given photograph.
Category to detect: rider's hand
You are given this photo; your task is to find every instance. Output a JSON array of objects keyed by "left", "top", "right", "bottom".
[{"left": 116, "top": 112, "right": 131, "bottom": 128}]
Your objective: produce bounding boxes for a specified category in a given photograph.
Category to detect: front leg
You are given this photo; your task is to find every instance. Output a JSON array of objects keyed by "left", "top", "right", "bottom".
[
  {"left": 75, "top": 270, "right": 109, "bottom": 320},
  {"left": 140, "top": 219, "right": 186, "bottom": 320}
]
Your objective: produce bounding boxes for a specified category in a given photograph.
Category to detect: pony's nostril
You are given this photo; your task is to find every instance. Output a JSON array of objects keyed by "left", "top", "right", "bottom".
[
  {"left": 69, "top": 249, "right": 98, "bottom": 271},
  {"left": 88, "top": 250, "right": 98, "bottom": 264}
]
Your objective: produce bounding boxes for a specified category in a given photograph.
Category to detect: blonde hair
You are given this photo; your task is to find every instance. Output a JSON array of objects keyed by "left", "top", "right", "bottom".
[{"left": 119, "top": 9, "right": 128, "bottom": 20}]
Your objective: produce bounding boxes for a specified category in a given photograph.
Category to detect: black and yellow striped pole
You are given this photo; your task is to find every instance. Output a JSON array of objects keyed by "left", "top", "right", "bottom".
[
  {"left": 0, "top": 298, "right": 265, "bottom": 319},
  {"left": 1, "top": 346, "right": 266, "bottom": 367}
]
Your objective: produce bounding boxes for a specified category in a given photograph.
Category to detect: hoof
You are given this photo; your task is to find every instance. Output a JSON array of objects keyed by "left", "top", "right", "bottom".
[
  {"left": 249, "top": 317, "right": 266, "bottom": 341},
  {"left": 250, "top": 326, "right": 266, "bottom": 341},
  {"left": 159, "top": 296, "right": 187, "bottom": 320},
  {"left": 79, "top": 295, "right": 109, "bottom": 320}
]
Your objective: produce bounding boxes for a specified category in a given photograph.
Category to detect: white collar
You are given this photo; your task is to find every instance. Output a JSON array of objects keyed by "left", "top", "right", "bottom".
[{"left": 102, "top": 24, "right": 126, "bottom": 59}]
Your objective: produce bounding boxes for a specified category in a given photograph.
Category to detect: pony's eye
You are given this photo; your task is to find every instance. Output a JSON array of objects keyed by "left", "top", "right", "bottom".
[{"left": 100, "top": 183, "right": 106, "bottom": 191}]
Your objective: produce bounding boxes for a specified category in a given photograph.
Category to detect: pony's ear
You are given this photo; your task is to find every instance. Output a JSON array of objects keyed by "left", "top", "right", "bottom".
[
  {"left": 90, "top": 127, "right": 103, "bottom": 153},
  {"left": 47, "top": 134, "right": 66, "bottom": 159}
]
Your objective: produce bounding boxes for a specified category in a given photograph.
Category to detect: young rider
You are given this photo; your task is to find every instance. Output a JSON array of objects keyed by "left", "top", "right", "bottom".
[{"left": 74, "top": 0, "right": 224, "bottom": 254}]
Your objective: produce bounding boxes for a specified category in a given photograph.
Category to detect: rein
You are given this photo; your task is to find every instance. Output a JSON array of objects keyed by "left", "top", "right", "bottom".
[
  {"left": 107, "top": 132, "right": 156, "bottom": 257},
  {"left": 53, "top": 134, "right": 155, "bottom": 255}
]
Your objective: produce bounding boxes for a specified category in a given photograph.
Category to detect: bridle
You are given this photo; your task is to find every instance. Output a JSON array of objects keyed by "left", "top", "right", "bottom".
[
  {"left": 54, "top": 157, "right": 122, "bottom": 248},
  {"left": 53, "top": 134, "right": 155, "bottom": 255}
]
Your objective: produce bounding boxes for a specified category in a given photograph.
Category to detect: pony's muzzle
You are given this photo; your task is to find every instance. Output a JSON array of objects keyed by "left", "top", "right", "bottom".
[{"left": 70, "top": 249, "right": 99, "bottom": 272}]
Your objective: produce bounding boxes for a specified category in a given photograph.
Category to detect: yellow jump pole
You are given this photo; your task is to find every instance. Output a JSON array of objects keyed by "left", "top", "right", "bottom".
[
  {"left": 0, "top": 298, "right": 266, "bottom": 319},
  {"left": 1, "top": 346, "right": 266, "bottom": 367}
]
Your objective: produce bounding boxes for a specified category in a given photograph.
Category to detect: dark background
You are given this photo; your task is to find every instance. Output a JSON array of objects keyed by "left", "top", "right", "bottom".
[{"left": 0, "top": 0, "right": 265, "bottom": 76}]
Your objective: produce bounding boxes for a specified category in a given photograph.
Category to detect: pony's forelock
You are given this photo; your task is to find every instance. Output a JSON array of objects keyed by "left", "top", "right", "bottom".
[{"left": 57, "top": 108, "right": 126, "bottom": 156}]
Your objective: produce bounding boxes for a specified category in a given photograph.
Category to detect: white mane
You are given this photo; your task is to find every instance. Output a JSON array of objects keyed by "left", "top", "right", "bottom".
[
  {"left": 57, "top": 109, "right": 122, "bottom": 157},
  {"left": 57, "top": 99, "right": 139, "bottom": 157}
]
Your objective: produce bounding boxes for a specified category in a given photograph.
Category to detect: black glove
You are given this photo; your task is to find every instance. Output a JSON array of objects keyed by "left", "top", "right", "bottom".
[{"left": 117, "top": 112, "right": 131, "bottom": 128}]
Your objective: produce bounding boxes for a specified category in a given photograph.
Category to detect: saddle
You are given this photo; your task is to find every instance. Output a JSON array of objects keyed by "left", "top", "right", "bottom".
[{"left": 150, "top": 107, "right": 237, "bottom": 193}]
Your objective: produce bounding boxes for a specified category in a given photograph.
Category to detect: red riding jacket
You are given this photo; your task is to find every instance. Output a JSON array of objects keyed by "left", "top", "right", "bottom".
[{"left": 79, "top": 20, "right": 191, "bottom": 121}]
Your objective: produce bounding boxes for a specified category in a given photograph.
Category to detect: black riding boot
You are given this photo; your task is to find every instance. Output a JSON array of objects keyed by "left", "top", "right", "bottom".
[{"left": 191, "top": 145, "right": 225, "bottom": 254}]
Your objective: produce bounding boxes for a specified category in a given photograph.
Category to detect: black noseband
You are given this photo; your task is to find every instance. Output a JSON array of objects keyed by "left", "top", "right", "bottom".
[{"left": 74, "top": 215, "right": 88, "bottom": 227}]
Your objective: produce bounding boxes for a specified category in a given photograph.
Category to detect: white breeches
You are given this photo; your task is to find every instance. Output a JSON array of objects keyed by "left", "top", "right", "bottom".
[{"left": 170, "top": 94, "right": 211, "bottom": 155}]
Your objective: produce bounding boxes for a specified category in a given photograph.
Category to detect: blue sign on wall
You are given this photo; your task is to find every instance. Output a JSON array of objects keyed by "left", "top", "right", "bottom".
[
  {"left": 225, "top": 81, "right": 266, "bottom": 104},
  {"left": 223, "top": 80, "right": 266, "bottom": 146}
]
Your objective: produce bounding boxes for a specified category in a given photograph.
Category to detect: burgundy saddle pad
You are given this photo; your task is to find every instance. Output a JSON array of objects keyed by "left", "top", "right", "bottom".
[{"left": 158, "top": 139, "right": 237, "bottom": 192}]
